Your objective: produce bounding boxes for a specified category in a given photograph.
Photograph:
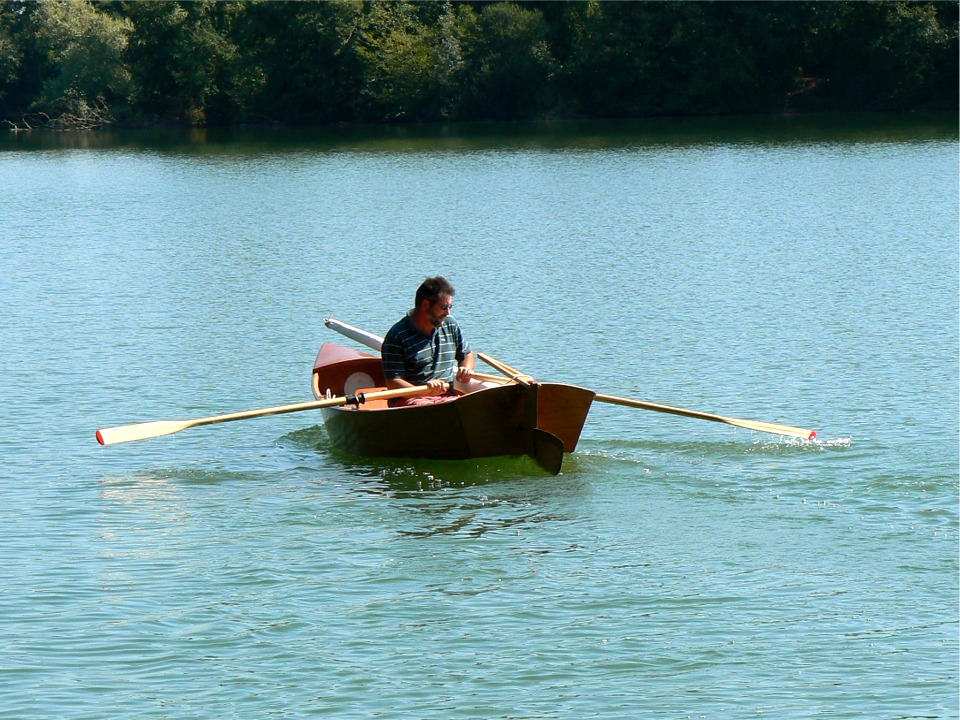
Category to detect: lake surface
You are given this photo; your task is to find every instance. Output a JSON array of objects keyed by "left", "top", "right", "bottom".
[{"left": 2, "top": 114, "right": 957, "bottom": 719}]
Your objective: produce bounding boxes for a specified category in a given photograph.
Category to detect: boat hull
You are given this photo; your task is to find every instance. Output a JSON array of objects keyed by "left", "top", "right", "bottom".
[{"left": 312, "top": 343, "right": 594, "bottom": 471}]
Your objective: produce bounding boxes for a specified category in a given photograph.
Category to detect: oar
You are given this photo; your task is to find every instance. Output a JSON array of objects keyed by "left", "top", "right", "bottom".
[
  {"left": 591, "top": 393, "right": 816, "bottom": 439},
  {"left": 325, "top": 318, "right": 817, "bottom": 440},
  {"left": 96, "top": 384, "right": 441, "bottom": 446},
  {"left": 477, "top": 351, "right": 816, "bottom": 440}
]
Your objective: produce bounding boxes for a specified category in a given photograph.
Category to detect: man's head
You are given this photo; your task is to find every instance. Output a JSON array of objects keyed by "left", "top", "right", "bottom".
[{"left": 415, "top": 276, "right": 456, "bottom": 329}]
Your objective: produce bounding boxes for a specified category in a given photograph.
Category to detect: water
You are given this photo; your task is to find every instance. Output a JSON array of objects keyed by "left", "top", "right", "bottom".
[{"left": 2, "top": 115, "right": 956, "bottom": 719}]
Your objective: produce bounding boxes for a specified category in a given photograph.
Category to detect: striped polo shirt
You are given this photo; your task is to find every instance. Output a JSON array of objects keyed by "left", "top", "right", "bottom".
[{"left": 381, "top": 314, "right": 471, "bottom": 385}]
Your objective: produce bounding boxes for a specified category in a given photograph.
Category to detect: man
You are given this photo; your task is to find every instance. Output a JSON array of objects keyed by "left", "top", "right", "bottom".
[{"left": 381, "top": 276, "right": 476, "bottom": 406}]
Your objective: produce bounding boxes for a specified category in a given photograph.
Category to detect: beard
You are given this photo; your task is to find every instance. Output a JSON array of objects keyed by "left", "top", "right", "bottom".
[{"left": 427, "top": 308, "right": 446, "bottom": 328}]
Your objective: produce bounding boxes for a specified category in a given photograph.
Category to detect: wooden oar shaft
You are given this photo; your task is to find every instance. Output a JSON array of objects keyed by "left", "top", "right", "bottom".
[
  {"left": 477, "top": 352, "right": 533, "bottom": 385},
  {"left": 477, "top": 352, "right": 523, "bottom": 377},
  {"left": 96, "top": 384, "right": 439, "bottom": 446},
  {"left": 594, "top": 393, "right": 734, "bottom": 422}
]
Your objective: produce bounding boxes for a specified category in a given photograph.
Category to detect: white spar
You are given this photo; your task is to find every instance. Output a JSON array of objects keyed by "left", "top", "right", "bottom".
[{"left": 324, "top": 317, "right": 384, "bottom": 351}]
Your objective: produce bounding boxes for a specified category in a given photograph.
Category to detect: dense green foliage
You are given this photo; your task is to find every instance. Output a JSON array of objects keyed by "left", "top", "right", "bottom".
[{"left": 1, "top": 0, "right": 956, "bottom": 129}]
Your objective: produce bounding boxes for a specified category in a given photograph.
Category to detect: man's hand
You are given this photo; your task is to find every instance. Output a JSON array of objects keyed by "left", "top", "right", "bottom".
[{"left": 426, "top": 378, "right": 448, "bottom": 395}]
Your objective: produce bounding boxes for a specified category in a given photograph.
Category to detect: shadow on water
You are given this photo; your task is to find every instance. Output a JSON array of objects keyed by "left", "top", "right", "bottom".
[{"left": 280, "top": 424, "right": 557, "bottom": 493}]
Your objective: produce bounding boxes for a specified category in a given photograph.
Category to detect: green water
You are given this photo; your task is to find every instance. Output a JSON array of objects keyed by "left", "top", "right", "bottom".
[{"left": 2, "top": 114, "right": 957, "bottom": 719}]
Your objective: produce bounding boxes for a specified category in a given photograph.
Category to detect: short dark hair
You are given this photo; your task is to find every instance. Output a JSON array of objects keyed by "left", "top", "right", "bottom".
[{"left": 415, "top": 276, "right": 455, "bottom": 308}]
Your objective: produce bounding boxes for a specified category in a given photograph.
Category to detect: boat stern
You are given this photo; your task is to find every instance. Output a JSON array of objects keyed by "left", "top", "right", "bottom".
[{"left": 312, "top": 343, "right": 386, "bottom": 400}]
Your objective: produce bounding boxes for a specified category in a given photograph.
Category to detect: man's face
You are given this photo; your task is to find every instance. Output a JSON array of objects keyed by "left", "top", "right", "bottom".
[{"left": 425, "top": 293, "right": 453, "bottom": 328}]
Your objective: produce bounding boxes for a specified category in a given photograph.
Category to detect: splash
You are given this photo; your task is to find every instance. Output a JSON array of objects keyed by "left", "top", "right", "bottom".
[{"left": 751, "top": 434, "right": 852, "bottom": 451}]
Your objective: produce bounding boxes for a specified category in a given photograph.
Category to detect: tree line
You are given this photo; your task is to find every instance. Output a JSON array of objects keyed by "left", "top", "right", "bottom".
[{"left": 1, "top": 0, "right": 956, "bottom": 130}]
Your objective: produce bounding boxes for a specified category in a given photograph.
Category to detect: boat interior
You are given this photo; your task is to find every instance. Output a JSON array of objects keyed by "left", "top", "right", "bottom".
[{"left": 312, "top": 343, "right": 492, "bottom": 411}]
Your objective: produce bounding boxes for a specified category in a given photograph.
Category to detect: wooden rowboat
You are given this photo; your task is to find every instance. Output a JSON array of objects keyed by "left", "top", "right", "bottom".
[{"left": 311, "top": 342, "right": 596, "bottom": 474}]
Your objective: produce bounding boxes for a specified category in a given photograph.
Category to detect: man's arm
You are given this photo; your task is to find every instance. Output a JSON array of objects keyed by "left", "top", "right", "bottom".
[{"left": 456, "top": 351, "right": 476, "bottom": 383}]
